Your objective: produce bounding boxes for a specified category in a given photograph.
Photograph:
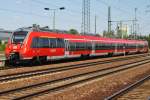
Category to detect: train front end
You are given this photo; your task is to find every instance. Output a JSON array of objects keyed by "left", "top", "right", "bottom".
[{"left": 5, "top": 29, "right": 29, "bottom": 64}]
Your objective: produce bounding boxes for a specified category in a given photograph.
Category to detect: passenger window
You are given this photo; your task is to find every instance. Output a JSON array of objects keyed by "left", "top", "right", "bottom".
[
  {"left": 31, "top": 37, "right": 38, "bottom": 48},
  {"left": 42, "top": 38, "right": 49, "bottom": 48},
  {"left": 69, "top": 42, "right": 76, "bottom": 51},
  {"left": 38, "top": 38, "right": 49, "bottom": 48},
  {"left": 49, "top": 38, "right": 57, "bottom": 48},
  {"left": 57, "top": 39, "right": 65, "bottom": 48}
]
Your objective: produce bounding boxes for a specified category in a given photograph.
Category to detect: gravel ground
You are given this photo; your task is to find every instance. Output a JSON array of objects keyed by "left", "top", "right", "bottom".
[
  {"left": 0, "top": 54, "right": 146, "bottom": 76},
  {"left": 0, "top": 55, "right": 146, "bottom": 93},
  {"left": 117, "top": 79, "right": 150, "bottom": 100},
  {"left": 30, "top": 63, "right": 150, "bottom": 100}
]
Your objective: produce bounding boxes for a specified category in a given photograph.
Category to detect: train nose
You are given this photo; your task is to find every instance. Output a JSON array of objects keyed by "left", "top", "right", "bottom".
[{"left": 11, "top": 44, "right": 21, "bottom": 52}]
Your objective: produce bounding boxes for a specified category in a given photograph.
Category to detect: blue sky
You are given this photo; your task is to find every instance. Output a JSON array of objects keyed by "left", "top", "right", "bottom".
[{"left": 0, "top": 0, "right": 150, "bottom": 35}]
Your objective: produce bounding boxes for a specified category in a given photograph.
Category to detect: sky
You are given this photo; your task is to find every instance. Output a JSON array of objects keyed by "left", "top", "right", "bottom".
[{"left": 0, "top": 0, "right": 150, "bottom": 35}]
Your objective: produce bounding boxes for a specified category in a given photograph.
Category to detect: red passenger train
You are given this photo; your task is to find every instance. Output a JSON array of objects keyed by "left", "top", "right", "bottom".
[{"left": 5, "top": 26, "right": 149, "bottom": 64}]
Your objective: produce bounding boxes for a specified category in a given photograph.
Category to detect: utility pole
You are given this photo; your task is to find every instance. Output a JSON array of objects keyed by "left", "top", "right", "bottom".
[
  {"left": 82, "top": 0, "right": 90, "bottom": 34},
  {"left": 137, "top": 24, "right": 140, "bottom": 39},
  {"left": 44, "top": 7, "right": 65, "bottom": 31},
  {"left": 88, "top": 0, "right": 90, "bottom": 33},
  {"left": 130, "top": 25, "right": 133, "bottom": 34},
  {"left": 53, "top": 10, "right": 56, "bottom": 30},
  {"left": 134, "top": 8, "right": 137, "bottom": 39},
  {"left": 108, "top": 6, "right": 111, "bottom": 34},
  {"left": 119, "top": 21, "right": 123, "bottom": 39},
  {"left": 125, "top": 24, "right": 128, "bottom": 38},
  {"left": 95, "top": 15, "right": 97, "bottom": 34}
]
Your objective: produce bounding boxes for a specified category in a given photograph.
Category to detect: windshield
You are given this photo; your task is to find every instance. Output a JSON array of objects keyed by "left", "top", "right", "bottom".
[{"left": 12, "top": 31, "right": 28, "bottom": 44}]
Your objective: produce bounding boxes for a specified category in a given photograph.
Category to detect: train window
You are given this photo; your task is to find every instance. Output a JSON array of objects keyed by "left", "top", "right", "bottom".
[
  {"left": 76, "top": 42, "right": 80, "bottom": 50},
  {"left": 86, "top": 42, "right": 92, "bottom": 50},
  {"left": 78, "top": 43, "right": 82, "bottom": 50},
  {"left": 49, "top": 38, "right": 57, "bottom": 48},
  {"left": 126, "top": 44, "right": 136, "bottom": 49},
  {"left": 95, "top": 43, "right": 98, "bottom": 50},
  {"left": 31, "top": 37, "right": 38, "bottom": 48},
  {"left": 102, "top": 43, "right": 106, "bottom": 49},
  {"left": 69, "top": 42, "right": 92, "bottom": 51},
  {"left": 43, "top": 38, "right": 49, "bottom": 48},
  {"left": 117, "top": 44, "right": 124, "bottom": 49},
  {"left": 80, "top": 43, "right": 85, "bottom": 50},
  {"left": 57, "top": 39, "right": 65, "bottom": 48},
  {"left": 38, "top": 38, "right": 49, "bottom": 48},
  {"left": 12, "top": 31, "right": 28, "bottom": 44},
  {"left": 104, "top": 43, "right": 107, "bottom": 49},
  {"left": 31, "top": 37, "right": 65, "bottom": 48},
  {"left": 112, "top": 44, "right": 116, "bottom": 49},
  {"left": 95, "top": 43, "right": 116, "bottom": 50},
  {"left": 69, "top": 42, "right": 76, "bottom": 51},
  {"left": 95, "top": 43, "right": 100, "bottom": 50}
]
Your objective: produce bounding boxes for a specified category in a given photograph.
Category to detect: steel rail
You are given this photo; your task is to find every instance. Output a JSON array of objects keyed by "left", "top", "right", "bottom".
[
  {"left": 0, "top": 54, "right": 148, "bottom": 83},
  {"left": 105, "top": 75, "right": 150, "bottom": 100},
  {"left": 0, "top": 58, "right": 149, "bottom": 100}
]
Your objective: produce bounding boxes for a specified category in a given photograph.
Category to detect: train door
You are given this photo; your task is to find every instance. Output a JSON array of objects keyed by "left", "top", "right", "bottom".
[
  {"left": 135, "top": 44, "right": 138, "bottom": 52},
  {"left": 123, "top": 43, "right": 126, "bottom": 56},
  {"left": 91, "top": 41, "right": 95, "bottom": 55},
  {"left": 31, "top": 37, "right": 40, "bottom": 57},
  {"left": 115, "top": 43, "right": 117, "bottom": 53},
  {"left": 64, "top": 40, "right": 69, "bottom": 57},
  {"left": 49, "top": 38, "right": 58, "bottom": 56}
]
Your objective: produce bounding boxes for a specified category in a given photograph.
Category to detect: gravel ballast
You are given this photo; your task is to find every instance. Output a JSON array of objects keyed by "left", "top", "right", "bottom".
[
  {"left": 30, "top": 63, "right": 150, "bottom": 100},
  {"left": 0, "top": 56, "right": 146, "bottom": 93},
  {"left": 0, "top": 54, "right": 146, "bottom": 76}
]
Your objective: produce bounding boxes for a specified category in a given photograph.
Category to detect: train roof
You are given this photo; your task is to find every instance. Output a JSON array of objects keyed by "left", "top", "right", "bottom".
[
  {"left": 31, "top": 31, "right": 147, "bottom": 45},
  {"left": 15, "top": 26, "right": 148, "bottom": 45}
]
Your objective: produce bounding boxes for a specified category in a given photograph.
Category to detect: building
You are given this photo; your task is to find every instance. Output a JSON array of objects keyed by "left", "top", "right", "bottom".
[{"left": 0, "top": 29, "right": 12, "bottom": 44}]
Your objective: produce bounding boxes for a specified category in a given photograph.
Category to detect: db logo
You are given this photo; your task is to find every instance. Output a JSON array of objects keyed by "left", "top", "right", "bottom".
[
  {"left": 51, "top": 49, "right": 56, "bottom": 52},
  {"left": 13, "top": 46, "right": 17, "bottom": 49}
]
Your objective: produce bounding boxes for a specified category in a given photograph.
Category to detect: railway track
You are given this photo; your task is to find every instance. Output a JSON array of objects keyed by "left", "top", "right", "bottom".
[
  {"left": 0, "top": 55, "right": 150, "bottom": 99},
  {"left": 105, "top": 75, "right": 150, "bottom": 100},
  {"left": 0, "top": 53, "right": 148, "bottom": 70},
  {"left": 0, "top": 54, "right": 148, "bottom": 83}
]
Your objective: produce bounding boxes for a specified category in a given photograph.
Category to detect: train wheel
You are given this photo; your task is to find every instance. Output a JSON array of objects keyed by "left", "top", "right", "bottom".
[
  {"left": 5, "top": 60, "right": 11, "bottom": 66},
  {"left": 31, "top": 57, "right": 39, "bottom": 65},
  {"left": 81, "top": 54, "right": 89, "bottom": 59},
  {"left": 35, "top": 56, "right": 47, "bottom": 65},
  {"left": 39, "top": 56, "right": 47, "bottom": 63},
  {"left": 8, "top": 60, "right": 20, "bottom": 66},
  {"left": 108, "top": 53, "right": 113, "bottom": 57},
  {"left": 125, "top": 52, "right": 129, "bottom": 55}
]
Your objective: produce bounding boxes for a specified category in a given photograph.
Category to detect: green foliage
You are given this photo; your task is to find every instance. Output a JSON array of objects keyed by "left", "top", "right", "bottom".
[
  {"left": 116, "top": 29, "right": 128, "bottom": 39},
  {"left": 0, "top": 44, "right": 6, "bottom": 51},
  {"left": 68, "top": 29, "right": 79, "bottom": 34},
  {"left": 103, "top": 30, "right": 115, "bottom": 38},
  {"left": 138, "top": 35, "right": 150, "bottom": 48}
]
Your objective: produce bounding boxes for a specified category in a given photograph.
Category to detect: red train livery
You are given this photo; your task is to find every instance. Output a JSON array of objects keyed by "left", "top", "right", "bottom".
[{"left": 5, "top": 27, "right": 149, "bottom": 64}]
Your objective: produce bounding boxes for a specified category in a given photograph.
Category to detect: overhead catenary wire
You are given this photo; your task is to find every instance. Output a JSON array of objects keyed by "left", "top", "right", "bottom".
[
  {"left": 0, "top": 7, "right": 49, "bottom": 18},
  {"left": 31, "top": 0, "right": 82, "bottom": 15}
]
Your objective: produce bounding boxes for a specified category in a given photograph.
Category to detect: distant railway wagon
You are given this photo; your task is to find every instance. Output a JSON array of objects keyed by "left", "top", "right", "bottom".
[{"left": 5, "top": 26, "right": 149, "bottom": 64}]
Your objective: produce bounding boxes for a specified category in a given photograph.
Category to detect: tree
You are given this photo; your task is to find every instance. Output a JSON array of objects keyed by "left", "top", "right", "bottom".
[
  {"left": 95, "top": 33, "right": 102, "bottom": 37},
  {"left": 145, "top": 34, "right": 150, "bottom": 48},
  {"left": 68, "top": 29, "right": 79, "bottom": 34},
  {"left": 103, "top": 30, "right": 115, "bottom": 38},
  {"left": 103, "top": 30, "right": 107, "bottom": 37},
  {"left": 137, "top": 34, "right": 150, "bottom": 48}
]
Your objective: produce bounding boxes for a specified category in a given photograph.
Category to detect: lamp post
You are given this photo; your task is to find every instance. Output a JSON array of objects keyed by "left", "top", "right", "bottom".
[{"left": 44, "top": 7, "right": 65, "bottom": 31}]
